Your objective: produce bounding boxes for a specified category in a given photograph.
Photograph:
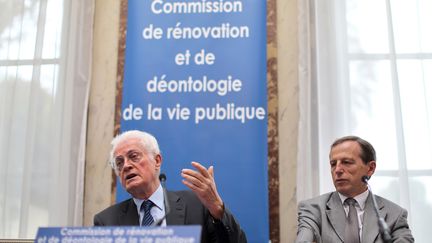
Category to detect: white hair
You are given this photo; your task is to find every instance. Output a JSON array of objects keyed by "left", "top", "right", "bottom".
[{"left": 109, "top": 130, "right": 161, "bottom": 171}]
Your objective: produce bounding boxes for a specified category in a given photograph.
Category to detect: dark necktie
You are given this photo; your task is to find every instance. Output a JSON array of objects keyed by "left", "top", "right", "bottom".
[
  {"left": 344, "top": 198, "right": 360, "bottom": 243},
  {"left": 141, "top": 200, "right": 154, "bottom": 226}
]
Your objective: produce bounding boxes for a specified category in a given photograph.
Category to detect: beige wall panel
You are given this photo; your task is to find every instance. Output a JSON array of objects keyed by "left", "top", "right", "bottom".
[
  {"left": 278, "top": 0, "right": 299, "bottom": 242},
  {"left": 84, "top": 0, "right": 120, "bottom": 226}
]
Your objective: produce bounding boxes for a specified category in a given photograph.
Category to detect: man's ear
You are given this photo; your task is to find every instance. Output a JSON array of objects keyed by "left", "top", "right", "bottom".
[
  {"left": 367, "top": 160, "right": 376, "bottom": 177},
  {"left": 155, "top": 154, "right": 162, "bottom": 168}
]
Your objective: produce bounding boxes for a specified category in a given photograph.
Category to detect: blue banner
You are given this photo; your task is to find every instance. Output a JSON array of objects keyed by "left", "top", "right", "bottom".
[
  {"left": 118, "top": 1, "right": 268, "bottom": 242},
  {"left": 35, "top": 226, "right": 201, "bottom": 243}
]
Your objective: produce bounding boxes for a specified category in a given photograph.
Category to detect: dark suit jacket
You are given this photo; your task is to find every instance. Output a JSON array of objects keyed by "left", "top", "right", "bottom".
[
  {"left": 94, "top": 190, "right": 247, "bottom": 243},
  {"left": 296, "top": 192, "right": 414, "bottom": 243}
]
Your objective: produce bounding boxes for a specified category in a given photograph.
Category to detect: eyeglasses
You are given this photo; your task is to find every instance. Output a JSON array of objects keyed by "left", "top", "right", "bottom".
[{"left": 113, "top": 150, "right": 143, "bottom": 172}]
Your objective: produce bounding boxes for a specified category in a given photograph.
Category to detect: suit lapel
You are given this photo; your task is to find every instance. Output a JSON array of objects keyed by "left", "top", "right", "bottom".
[
  {"left": 166, "top": 191, "right": 186, "bottom": 225},
  {"left": 362, "top": 193, "right": 383, "bottom": 243},
  {"left": 119, "top": 199, "right": 140, "bottom": 225},
  {"left": 326, "top": 192, "right": 345, "bottom": 242}
]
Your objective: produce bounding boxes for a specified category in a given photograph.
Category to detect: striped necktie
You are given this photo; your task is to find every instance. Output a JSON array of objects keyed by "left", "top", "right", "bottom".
[{"left": 141, "top": 200, "right": 154, "bottom": 226}]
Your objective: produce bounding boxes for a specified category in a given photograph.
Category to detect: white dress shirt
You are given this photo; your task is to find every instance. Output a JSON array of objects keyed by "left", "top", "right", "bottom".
[
  {"left": 338, "top": 189, "right": 369, "bottom": 242},
  {"left": 133, "top": 184, "right": 166, "bottom": 226}
]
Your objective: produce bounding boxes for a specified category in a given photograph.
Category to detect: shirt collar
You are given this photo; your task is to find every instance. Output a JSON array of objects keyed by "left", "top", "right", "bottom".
[
  {"left": 133, "top": 184, "right": 164, "bottom": 211},
  {"left": 338, "top": 189, "right": 369, "bottom": 210}
]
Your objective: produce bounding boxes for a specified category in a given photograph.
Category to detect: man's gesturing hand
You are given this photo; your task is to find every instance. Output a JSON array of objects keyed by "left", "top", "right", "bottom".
[{"left": 181, "top": 161, "right": 224, "bottom": 220}]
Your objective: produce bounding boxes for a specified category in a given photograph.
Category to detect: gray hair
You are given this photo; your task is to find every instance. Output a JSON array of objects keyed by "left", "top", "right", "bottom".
[{"left": 109, "top": 130, "right": 161, "bottom": 172}]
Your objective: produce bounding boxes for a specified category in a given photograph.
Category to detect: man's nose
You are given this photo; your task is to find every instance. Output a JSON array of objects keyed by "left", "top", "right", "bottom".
[
  {"left": 122, "top": 158, "right": 134, "bottom": 171},
  {"left": 334, "top": 162, "right": 344, "bottom": 174}
]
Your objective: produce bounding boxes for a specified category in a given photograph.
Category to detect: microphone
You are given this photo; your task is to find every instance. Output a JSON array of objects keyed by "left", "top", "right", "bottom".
[
  {"left": 362, "top": 175, "right": 392, "bottom": 243},
  {"left": 159, "top": 173, "right": 167, "bottom": 185},
  {"left": 152, "top": 173, "right": 170, "bottom": 226}
]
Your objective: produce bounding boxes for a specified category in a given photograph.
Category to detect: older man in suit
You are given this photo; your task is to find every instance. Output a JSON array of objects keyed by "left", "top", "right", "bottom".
[
  {"left": 94, "top": 130, "right": 247, "bottom": 243},
  {"left": 296, "top": 136, "right": 414, "bottom": 243}
]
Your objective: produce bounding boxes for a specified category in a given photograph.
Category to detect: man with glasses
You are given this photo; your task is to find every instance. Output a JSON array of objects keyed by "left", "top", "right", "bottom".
[{"left": 94, "top": 130, "right": 246, "bottom": 243}]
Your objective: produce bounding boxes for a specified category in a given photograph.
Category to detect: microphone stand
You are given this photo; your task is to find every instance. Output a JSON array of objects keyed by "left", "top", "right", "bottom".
[
  {"left": 362, "top": 176, "right": 392, "bottom": 243},
  {"left": 152, "top": 173, "right": 170, "bottom": 226}
]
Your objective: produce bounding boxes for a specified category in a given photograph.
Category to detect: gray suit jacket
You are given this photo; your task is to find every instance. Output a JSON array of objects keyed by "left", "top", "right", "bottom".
[
  {"left": 94, "top": 190, "right": 247, "bottom": 243},
  {"left": 296, "top": 192, "right": 414, "bottom": 243}
]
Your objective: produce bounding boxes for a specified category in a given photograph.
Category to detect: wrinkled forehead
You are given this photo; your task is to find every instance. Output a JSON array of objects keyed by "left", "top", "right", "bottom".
[{"left": 114, "top": 138, "right": 146, "bottom": 156}]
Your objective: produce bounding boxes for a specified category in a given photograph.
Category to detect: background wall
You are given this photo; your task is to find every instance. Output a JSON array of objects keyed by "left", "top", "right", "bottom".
[
  {"left": 277, "top": 0, "right": 299, "bottom": 242},
  {"left": 84, "top": 0, "right": 299, "bottom": 242},
  {"left": 84, "top": 0, "right": 119, "bottom": 227}
]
